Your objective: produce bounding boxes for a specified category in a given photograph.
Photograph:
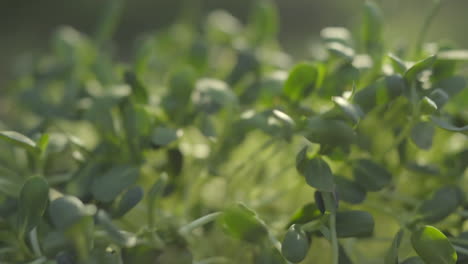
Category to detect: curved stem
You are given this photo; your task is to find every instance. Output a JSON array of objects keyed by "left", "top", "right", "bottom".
[
  {"left": 414, "top": 0, "right": 442, "bottom": 58},
  {"left": 179, "top": 212, "right": 222, "bottom": 236}
]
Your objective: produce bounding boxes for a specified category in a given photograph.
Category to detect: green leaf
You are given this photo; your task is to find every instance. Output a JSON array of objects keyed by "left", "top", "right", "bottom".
[
  {"left": 0, "top": 131, "right": 38, "bottom": 153},
  {"left": 220, "top": 203, "right": 268, "bottom": 243},
  {"left": 248, "top": 0, "right": 279, "bottom": 45},
  {"left": 281, "top": 224, "right": 309, "bottom": 263},
  {"left": 332, "top": 96, "right": 364, "bottom": 123},
  {"left": 327, "top": 42, "right": 355, "bottom": 60},
  {"left": 411, "top": 225, "right": 457, "bottom": 264},
  {"left": 151, "top": 126, "right": 182, "bottom": 147},
  {"left": 112, "top": 186, "right": 144, "bottom": 218},
  {"left": 388, "top": 53, "right": 408, "bottom": 74},
  {"left": 428, "top": 89, "right": 449, "bottom": 108},
  {"left": 435, "top": 76, "right": 466, "bottom": 98},
  {"left": 353, "top": 159, "right": 392, "bottom": 192},
  {"left": 335, "top": 176, "right": 366, "bottom": 204},
  {"left": 353, "top": 75, "right": 405, "bottom": 113},
  {"left": 49, "top": 196, "right": 96, "bottom": 230},
  {"left": 400, "top": 256, "right": 425, "bottom": 264},
  {"left": 417, "top": 186, "right": 461, "bottom": 223},
  {"left": 419, "top": 97, "right": 438, "bottom": 115},
  {"left": 336, "top": 210, "right": 374, "bottom": 238},
  {"left": 384, "top": 229, "right": 404, "bottom": 264},
  {"left": 286, "top": 203, "right": 322, "bottom": 228},
  {"left": 17, "top": 177, "right": 49, "bottom": 236},
  {"left": 304, "top": 117, "right": 356, "bottom": 149},
  {"left": 410, "top": 122, "right": 435, "bottom": 150},
  {"left": 192, "top": 78, "right": 237, "bottom": 113},
  {"left": 283, "top": 63, "right": 318, "bottom": 102},
  {"left": 431, "top": 116, "right": 468, "bottom": 135},
  {"left": 404, "top": 55, "right": 437, "bottom": 82},
  {"left": 91, "top": 166, "right": 139, "bottom": 203},
  {"left": 297, "top": 156, "right": 335, "bottom": 192},
  {"left": 37, "top": 133, "right": 50, "bottom": 153},
  {"left": 361, "top": 1, "right": 383, "bottom": 53}
]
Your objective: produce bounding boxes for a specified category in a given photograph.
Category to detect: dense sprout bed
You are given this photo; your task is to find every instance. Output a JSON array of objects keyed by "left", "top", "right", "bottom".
[{"left": 0, "top": 0, "right": 467, "bottom": 263}]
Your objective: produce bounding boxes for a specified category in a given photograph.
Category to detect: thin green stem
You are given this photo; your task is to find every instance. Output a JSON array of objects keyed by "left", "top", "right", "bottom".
[
  {"left": 380, "top": 82, "right": 420, "bottom": 160},
  {"left": 179, "top": 212, "right": 222, "bottom": 236},
  {"left": 413, "top": 0, "right": 442, "bottom": 58},
  {"left": 94, "top": 0, "right": 126, "bottom": 46},
  {"left": 301, "top": 220, "right": 322, "bottom": 233},
  {"left": 323, "top": 193, "right": 339, "bottom": 264},
  {"left": 329, "top": 213, "right": 339, "bottom": 264}
]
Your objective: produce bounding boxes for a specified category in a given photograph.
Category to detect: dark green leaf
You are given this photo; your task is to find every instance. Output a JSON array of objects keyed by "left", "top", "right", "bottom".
[
  {"left": 314, "top": 191, "right": 325, "bottom": 214},
  {"left": 384, "top": 229, "right": 404, "bottom": 264},
  {"left": 281, "top": 224, "right": 309, "bottom": 263},
  {"left": 410, "top": 122, "right": 435, "bottom": 150},
  {"left": 151, "top": 127, "right": 182, "bottom": 147},
  {"left": 353, "top": 159, "right": 392, "bottom": 192},
  {"left": 304, "top": 117, "right": 356, "bottom": 149},
  {"left": 49, "top": 196, "right": 96, "bottom": 230},
  {"left": 417, "top": 186, "right": 461, "bottom": 223},
  {"left": 431, "top": 116, "right": 468, "bottom": 135},
  {"left": 283, "top": 63, "right": 318, "bottom": 102},
  {"left": 404, "top": 55, "right": 437, "bottom": 82},
  {"left": 336, "top": 210, "right": 374, "bottom": 238},
  {"left": 0, "top": 131, "right": 38, "bottom": 153},
  {"left": 17, "top": 177, "right": 49, "bottom": 236},
  {"left": 220, "top": 203, "right": 268, "bottom": 243},
  {"left": 297, "top": 156, "right": 335, "bottom": 192},
  {"left": 91, "top": 166, "right": 139, "bottom": 203},
  {"left": 332, "top": 96, "right": 364, "bottom": 123},
  {"left": 428, "top": 89, "right": 449, "bottom": 109},
  {"left": 411, "top": 225, "right": 457, "bottom": 264},
  {"left": 112, "top": 186, "right": 144, "bottom": 218},
  {"left": 435, "top": 76, "right": 466, "bottom": 98},
  {"left": 335, "top": 176, "right": 366, "bottom": 204}
]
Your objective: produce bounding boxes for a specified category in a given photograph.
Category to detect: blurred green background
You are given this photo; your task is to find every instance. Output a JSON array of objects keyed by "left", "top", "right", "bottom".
[{"left": 1, "top": 0, "right": 467, "bottom": 87}]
